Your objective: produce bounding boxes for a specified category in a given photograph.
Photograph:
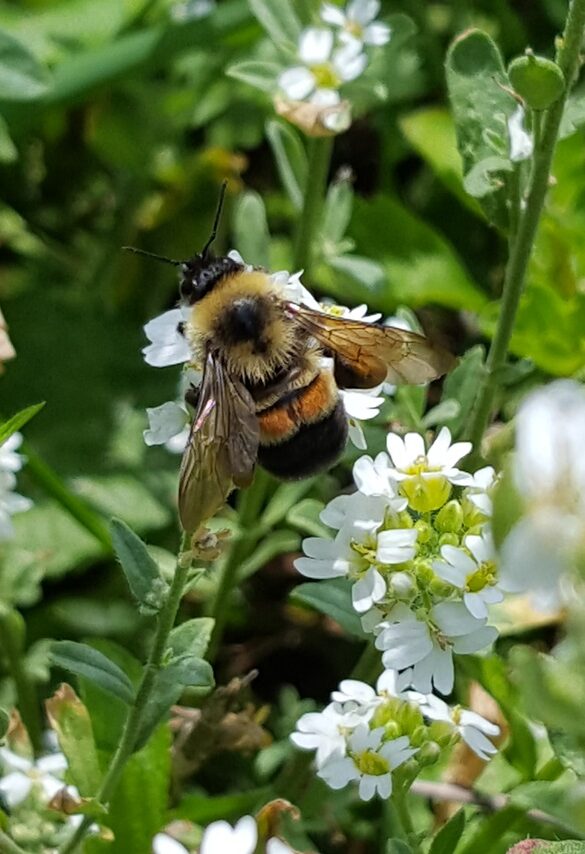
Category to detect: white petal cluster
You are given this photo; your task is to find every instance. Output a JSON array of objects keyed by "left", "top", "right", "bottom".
[
  {"left": 499, "top": 380, "right": 585, "bottom": 609},
  {"left": 290, "top": 672, "right": 499, "bottom": 799},
  {"left": 0, "top": 432, "right": 33, "bottom": 541},
  {"left": 321, "top": 0, "right": 391, "bottom": 48},
  {"left": 295, "top": 428, "right": 498, "bottom": 694},
  {"left": 153, "top": 815, "right": 295, "bottom": 854},
  {"left": 142, "top": 257, "right": 391, "bottom": 458},
  {"left": 0, "top": 747, "right": 67, "bottom": 807}
]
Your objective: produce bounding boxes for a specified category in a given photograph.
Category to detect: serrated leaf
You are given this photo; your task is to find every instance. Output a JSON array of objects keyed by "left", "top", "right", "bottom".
[
  {"left": 446, "top": 29, "right": 515, "bottom": 228},
  {"left": 266, "top": 119, "right": 307, "bottom": 210},
  {"left": 291, "top": 578, "right": 366, "bottom": 638},
  {"left": 0, "top": 29, "right": 50, "bottom": 100},
  {"left": 51, "top": 641, "right": 135, "bottom": 705},
  {"left": 110, "top": 518, "right": 166, "bottom": 613},
  {"left": 227, "top": 60, "right": 280, "bottom": 92},
  {"left": 46, "top": 684, "right": 101, "bottom": 797},
  {"left": 429, "top": 810, "right": 465, "bottom": 854},
  {"left": 233, "top": 190, "right": 270, "bottom": 268},
  {"left": 0, "top": 402, "right": 45, "bottom": 446},
  {"left": 248, "top": 0, "right": 301, "bottom": 46}
]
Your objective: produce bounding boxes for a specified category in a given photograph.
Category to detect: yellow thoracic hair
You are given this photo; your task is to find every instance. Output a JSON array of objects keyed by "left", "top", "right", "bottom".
[{"left": 185, "top": 270, "right": 299, "bottom": 383}]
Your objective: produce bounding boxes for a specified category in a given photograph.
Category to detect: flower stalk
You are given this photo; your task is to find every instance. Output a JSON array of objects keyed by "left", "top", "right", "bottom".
[
  {"left": 292, "top": 136, "right": 334, "bottom": 275},
  {"left": 0, "top": 609, "right": 43, "bottom": 755},
  {"left": 465, "top": 0, "right": 585, "bottom": 456},
  {"left": 58, "top": 532, "right": 192, "bottom": 854}
]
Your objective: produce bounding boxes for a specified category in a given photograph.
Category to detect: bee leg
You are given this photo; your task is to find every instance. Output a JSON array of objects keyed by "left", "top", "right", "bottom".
[{"left": 184, "top": 383, "right": 200, "bottom": 410}]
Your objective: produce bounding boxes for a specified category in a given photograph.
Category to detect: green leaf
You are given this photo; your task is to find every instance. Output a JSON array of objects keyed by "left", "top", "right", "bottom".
[
  {"left": 491, "top": 463, "right": 524, "bottom": 548},
  {"left": 0, "top": 402, "right": 45, "bottom": 446},
  {"left": 169, "top": 617, "right": 215, "bottom": 660},
  {"left": 0, "top": 114, "right": 16, "bottom": 163},
  {"left": 170, "top": 787, "right": 272, "bottom": 824},
  {"left": 46, "top": 684, "right": 101, "bottom": 797},
  {"left": 51, "top": 641, "right": 135, "bottom": 705},
  {"left": 345, "top": 195, "right": 487, "bottom": 313},
  {"left": 0, "top": 708, "right": 9, "bottom": 741},
  {"left": 323, "top": 173, "right": 354, "bottom": 245},
  {"left": 446, "top": 29, "right": 515, "bottom": 228},
  {"left": 248, "top": 0, "right": 301, "bottom": 47},
  {"left": 110, "top": 518, "right": 167, "bottom": 614},
  {"left": 440, "top": 346, "right": 485, "bottom": 437},
  {"left": 266, "top": 119, "right": 307, "bottom": 210},
  {"left": 233, "top": 190, "right": 270, "bottom": 268},
  {"left": 94, "top": 724, "right": 171, "bottom": 853},
  {"left": 286, "top": 498, "right": 328, "bottom": 537},
  {"left": 0, "top": 29, "right": 50, "bottom": 100},
  {"left": 227, "top": 60, "right": 281, "bottom": 93},
  {"left": 328, "top": 254, "right": 386, "bottom": 289},
  {"left": 386, "top": 841, "right": 412, "bottom": 854},
  {"left": 429, "top": 810, "right": 465, "bottom": 854},
  {"left": 291, "top": 578, "right": 366, "bottom": 638},
  {"left": 457, "top": 805, "right": 524, "bottom": 854},
  {"left": 133, "top": 655, "right": 214, "bottom": 750},
  {"left": 238, "top": 530, "right": 300, "bottom": 580},
  {"left": 420, "top": 399, "right": 461, "bottom": 429},
  {"left": 260, "top": 478, "right": 317, "bottom": 528}
]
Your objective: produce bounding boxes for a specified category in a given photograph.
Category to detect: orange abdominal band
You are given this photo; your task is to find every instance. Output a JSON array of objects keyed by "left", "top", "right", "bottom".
[{"left": 258, "top": 372, "right": 337, "bottom": 445}]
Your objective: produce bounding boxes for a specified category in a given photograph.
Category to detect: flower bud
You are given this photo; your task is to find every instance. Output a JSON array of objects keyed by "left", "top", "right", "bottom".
[
  {"left": 439, "top": 532, "right": 459, "bottom": 548},
  {"left": 389, "top": 571, "right": 415, "bottom": 597},
  {"left": 416, "top": 740, "right": 442, "bottom": 766},
  {"left": 508, "top": 50, "right": 565, "bottom": 111},
  {"left": 414, "top": 519, "right": 433, "bottom": 543},
  {"left": 400, "top": 475, "right": 451, "bottom": 513},
  {"left": 435, "top": 500, "right": 464, "bottom": 533}
]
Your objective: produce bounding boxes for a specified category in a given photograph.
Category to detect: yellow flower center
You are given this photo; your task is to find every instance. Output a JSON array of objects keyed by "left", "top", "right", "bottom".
[
  {"left": 346, "top": 20, "right": 364, "bottom": 38},
  {"left": 400, "top": 474, "right": 452, "bottom": 513},
  {"left": 310, "top": 63, "right": 341, "bottom": 89},
  {"left": 466, "top": 560, "right": 497, "bottom": 592},
  {"left": 354, "top": 749, "right": 390, "bottom": 776}
]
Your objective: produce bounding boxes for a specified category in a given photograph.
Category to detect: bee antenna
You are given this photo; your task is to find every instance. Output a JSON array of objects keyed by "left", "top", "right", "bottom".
[
  {"left": 122, "top": 246, "right": 186, "bottom": 266},
  {"left": 201, "top": 180, "right": 228, "bottom": 259}
]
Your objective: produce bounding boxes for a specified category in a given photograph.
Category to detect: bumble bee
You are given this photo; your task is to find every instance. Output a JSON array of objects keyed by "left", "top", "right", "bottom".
[{"left": 128, "top": 185, "right": 455, "bottom": 532}]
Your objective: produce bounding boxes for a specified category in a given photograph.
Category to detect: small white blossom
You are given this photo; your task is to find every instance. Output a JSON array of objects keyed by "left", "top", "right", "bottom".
[
  {"left": 0, "top": 471, "right": 33, "bottom": 541},
  {"left": 290, "top": 703, "right": 351, "bottom": 767},
  {"left": 142, "top": 307, "right": 191, "bottom": 367},
  {"left": 353, "top": 453, "right": 405, "bottom": 505},
  {"left": 318, "top": 725, "right": 416, "bottom": 800},
  {"left": 508, "top": 106, "right": 534, "bottom": 162},
  {"left": 375, "top": 602, "right": 497, "bottom": 694},
  {"left": 0, "top": 748, "right": 67, "bottom": 807},
  {"left": 433, "top": 529, "right": 503, "bottom": 619},
  {"left": 340, "top": 385, "right": 385, "bottom": 449},
  {"left": 144, "top": 401, "right": 189, "bottom": 448},
  {"left": 153, "top": 834, "right": 188, "bottom": 854},
  {"left": 199, "top": 816, "right": 257, "bottom": 854},
  {"left": 266, "top": 840, "right": 295, "bottom": 854},
  {"left": 318, "top": 300, "right": 381, "bottom": 323},
  {"left": 464, "top": 466, "right": 496, "bottom": 517},
  {"left": 0, "top": 432, "right": 26, "bottom": 473},
  {"left": 419, "top": 694, "right": 500, "bottom": 760},
  {"left": 321, "top": 0, "right": 391, "bottom": 47},
  {"left": 278, "top": 27, "right": 367, "bottom": 106}
]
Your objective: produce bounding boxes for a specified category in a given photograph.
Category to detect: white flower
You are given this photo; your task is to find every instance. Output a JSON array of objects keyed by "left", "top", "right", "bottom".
[
  {"left": 144, "top": 402, "right": 189, "bottom": 448},
  {"left": 376, "top": 668, "right": 423, "bottom": 701},
  {"left": 340, "top": 385, "right": 385, "bottom": 449},
  {"left": 0, "top": 748, "right": 67, "bottom": 807},
  {"left": 318, "top": 725, "right": 416, "bottom": 800},
  {"left": 330, "top": 679, "right": 383, "bottom": 723},
  {"left": 419, "top": 694, "right": 500, "bottom": 761},
  {"left": 385, "top": 428, "right": 472, "bottom": 512},
  {"left": 508, "top": 106, "right": 534, "bottom": 162},
  {"left": 374, "top": 602, "right": 498, "bottom": 694},
  {"left": 0, "top": 471, "right": 33, "bottom": 541},
  {"left": 0, "top": 432, "right": 25, "bottom": 473},
  {"left": 318, "top": 300, "right": 381, "bottom": 323},
  {"left": 499, "top": 381, "right": 585, "bottom": 605},
  {"left": 432, "top": 529, "right": 503, "bottom": 619},
  {"left": 266, "top": 840, "right": 294, "bottom": 854},
  {"left": 376, "top": 528, "right": 417, "bottom": 565},
  {"left": 290, "top": 703, "right": 351, "bottom": 767},
  {"left": 353, "top": 453, "right": 405, "bottom": 507},
  {"left": 464, "top": 466, "right": 495, "bottom": 517},
  {"left": 199, "top": 816, "right": 257, "bottom": 854},
  {"left": 321, "top": 0, "right": 391, "bottom": 47},
  {"left": 142, "top": 307, "right": 191, "bottom": 367},
  {"left": 153, "top": 834, "right": 188, "bottom": 854},
  {"left": 278, "top": 27, "right": 367, "bottom": 105}
]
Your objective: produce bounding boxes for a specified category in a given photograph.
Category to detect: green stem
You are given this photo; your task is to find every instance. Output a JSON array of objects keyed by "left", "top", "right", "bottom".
[
  {"left": 392, "top": 788, "right": 422, "bottom": 854},
  {"left": 0, "top": 611, "right": 42, "bottom": 755},
  {"left": 350, "top": 641, "right": 382, "bottom": 683},
  {"left": 465, "top": 0, "right": 585, "bottom": 455},
  {"left": 58, "top": 532, "right": 191, "bottom": 854},
  {"left": 207, "top": 469, "right": 271, "bottom": 660},
  {"left": 0, "top": 829, "right": 28, "bottom": 854},
  {"left": 292, "top": 136, "right": 333, "bottom": 276}
]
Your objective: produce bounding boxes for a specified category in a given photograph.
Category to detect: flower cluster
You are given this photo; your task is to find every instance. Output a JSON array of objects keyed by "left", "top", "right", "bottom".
[
  {"left": 154, "top": 815, "right": 294, "bottom": 854},
  {"left": 499, "top": 380, "right": 585, "bottom": 609},
  {"left": 142, "top": 256, "right": 389, "bottom": 455},
  {"left": 291, "top": 672, "right": 499, "bottom": 800},
  {"left": 0, "top": 432, "right": 33, "bottom": 541},
  {"left": 276, "top": 0, "right": 390, "bottom": 133},
  {"left": 295, "top": 427, "right": 499, "bottom": 694}
]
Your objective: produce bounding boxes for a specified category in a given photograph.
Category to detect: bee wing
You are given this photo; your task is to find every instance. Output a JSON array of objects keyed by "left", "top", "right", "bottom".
[
  {"left": 178, "top": 351, "right": 259, "bottom": 533},
  {"left": 286, "top": 303, "right": 455, "bottom": 388}
]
